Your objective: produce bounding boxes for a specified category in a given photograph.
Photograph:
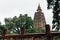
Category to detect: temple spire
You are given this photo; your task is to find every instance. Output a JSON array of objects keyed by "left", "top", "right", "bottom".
[
  {"left": 34, "top": 3, "right": 46, "bottom": 32},
  {"left": 37, "top": 4, "right": 42, "bottom": 11}
]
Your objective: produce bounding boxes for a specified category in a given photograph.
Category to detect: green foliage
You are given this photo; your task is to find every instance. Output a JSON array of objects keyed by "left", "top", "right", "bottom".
[
  {"left": 53, "top": 36, "right": 60, "bottom": 40},
  {"left": 4, "top": 14, "right": 33, "bottom": 34},
  {"left": 26, "top": 27, "right": 36, "bottom": 33},
  {"left": 47, "top": 0, "right": 54, "bottom": 9},
  {"left": 47, "top": 0, "right": 60, "bottom": 31},
  {"left": 0, "top": 22, "right": 5, "bottom": 34},
  {"left": 38, "top": 28, "right": 45, "bottom": 33}
]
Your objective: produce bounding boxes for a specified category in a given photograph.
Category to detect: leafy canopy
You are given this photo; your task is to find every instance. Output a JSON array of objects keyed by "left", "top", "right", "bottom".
[
  {"left": 47, "top": 0, "right": 60, "bottom": 31},
  {"left": 4, "top": 14, "right": 33, "bottom": 34}
]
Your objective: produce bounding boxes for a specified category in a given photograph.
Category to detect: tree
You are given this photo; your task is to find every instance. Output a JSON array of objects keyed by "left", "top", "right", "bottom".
[
  {"left": 47, "top": 0, "right": 60, "bottom": 31},
  {"left": 0, "top": 22, "right": 5, "bottom": 34},
  {"left": 4, "top": 14, "right": 33, "bottom": 34},
  {"left": 4, "top": 18, "right": 16, "bottom": 34}
]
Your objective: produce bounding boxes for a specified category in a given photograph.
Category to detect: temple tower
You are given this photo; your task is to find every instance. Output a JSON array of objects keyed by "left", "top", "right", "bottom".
[{"left": 34, "top": 4, "right": 46, "bottom": 32}]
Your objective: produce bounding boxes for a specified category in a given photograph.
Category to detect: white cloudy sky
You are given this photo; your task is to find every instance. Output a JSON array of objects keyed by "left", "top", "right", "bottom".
[{"left": 0, "top": 0, "right": 53, "bottom": 27}]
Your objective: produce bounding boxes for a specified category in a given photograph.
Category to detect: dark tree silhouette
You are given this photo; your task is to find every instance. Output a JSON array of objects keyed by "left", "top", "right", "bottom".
[{"left": 47, "top": 0, "right": 60, "bottom": 31}]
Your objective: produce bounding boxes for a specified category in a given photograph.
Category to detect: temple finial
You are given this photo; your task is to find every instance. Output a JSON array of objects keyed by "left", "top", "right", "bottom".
[{"left": 37, "top": 3, "right": 42, "bottom": 11}]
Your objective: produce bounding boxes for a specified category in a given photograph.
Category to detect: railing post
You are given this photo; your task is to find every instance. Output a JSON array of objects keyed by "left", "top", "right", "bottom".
[
  {"left": 2, "top": 29, "right": 7, "bottom": 40},
  {"left": 2, "top": 29, "right": 7, "bottom": 36},
  {"left": 20, "top": 27, "right": 25, "bottom": 40},
  {"left": 45, "top": 24, "right": 52, "bottom": 40}
]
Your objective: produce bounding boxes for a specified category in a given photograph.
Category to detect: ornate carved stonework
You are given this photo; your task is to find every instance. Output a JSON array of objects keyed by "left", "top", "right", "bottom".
[{"left": 34, "top": 4, "right": 46, "bottom": 32}]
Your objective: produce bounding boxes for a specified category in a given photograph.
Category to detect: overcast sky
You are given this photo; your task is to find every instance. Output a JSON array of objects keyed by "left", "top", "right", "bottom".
[{"left": 0, "top": 0, "right": 53, "bottom": 27}]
